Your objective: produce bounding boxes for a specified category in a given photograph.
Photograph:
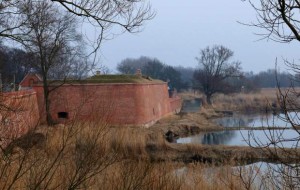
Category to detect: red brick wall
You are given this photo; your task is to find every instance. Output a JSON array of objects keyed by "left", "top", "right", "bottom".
[
  {"left": 19, "top": 74, "right": 41, "bottom": 87},
  {"left": 169, "top": 97, "right": 182, "bottom": 113},
  {"left": 0, "top": 90, "right": 40, "bottom": 147},
  {"left": 32, "top": 82, "right": 178, "bottom": 126}
]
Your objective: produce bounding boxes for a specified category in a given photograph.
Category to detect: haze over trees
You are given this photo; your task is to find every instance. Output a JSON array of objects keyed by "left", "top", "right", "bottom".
[
  {"left": 173, "top": 66, "right": 195, "bottom": 89},
  {"left": 0, "top": 46, "right": 34, "bottom": 89},
  {"left": 117, "top": 56, "right": 185, "bottom": 90},
  {"left": 193, "top": 45, "right": 242, "bottom": 104},
  {"left": 245, "top": 69, "right": 299, "bottom": 88},
  {"left": 117, "top": 55, "right": 298, "bottom": 93}
]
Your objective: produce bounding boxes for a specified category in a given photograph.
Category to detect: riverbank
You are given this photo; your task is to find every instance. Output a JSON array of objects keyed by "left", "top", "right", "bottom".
[
  {"left": 6, "top": 119, "right": 297, "bottom": 166},
  {"left": 2, "top": 107, "right": 299, "bottom": 189},
  {"left": 2, "top": 89, "right": 299, "bottom": 189},
  {"left": 5, "top": 100, "right": 292, "bottom": 165},
  {"left": 148, "top": 111, "right": 299, "bottom": 165}
]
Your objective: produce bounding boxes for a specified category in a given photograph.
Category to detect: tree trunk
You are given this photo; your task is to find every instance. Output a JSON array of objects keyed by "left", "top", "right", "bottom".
[
  {"left": 45, "top": 96, "right": 54, "bottom": 125},
  {"left": 206, "top": 94, "right": 212, "bottom": 105},
  {"left": 42, "top": 75, "right": 54, "bottom": 126}
]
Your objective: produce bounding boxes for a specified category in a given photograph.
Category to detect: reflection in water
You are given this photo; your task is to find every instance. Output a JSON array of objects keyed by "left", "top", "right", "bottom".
[
  {"left": 176, "top": 129, "right": 299, "bottom": 147},
  {"left": 214, "top": 112, "right": 300, "bottom": 128},
  {"left": 181, "top": 98, "right": 201, "bottom": 113},
  {"left": 201, "top": 131, "right": 236, "bottom": 145},
  {"left": 176, "top": 130, "right": 237, "bottom": 145}
]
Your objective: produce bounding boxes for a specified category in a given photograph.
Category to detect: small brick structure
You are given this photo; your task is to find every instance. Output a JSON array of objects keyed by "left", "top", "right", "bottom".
[{"left": 18, "top": 74, "right": 182, "bottom": 127}]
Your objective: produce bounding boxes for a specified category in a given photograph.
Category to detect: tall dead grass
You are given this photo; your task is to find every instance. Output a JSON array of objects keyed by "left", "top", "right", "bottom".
[
  {"left": 0, "top": 120, "right": 170, "bottom": 189},
  {"left": 212, "top": 88, "right": 279, "bottom": 112},
  {"left": 0, "top": 121, "right": 275, "bottom": 190}
]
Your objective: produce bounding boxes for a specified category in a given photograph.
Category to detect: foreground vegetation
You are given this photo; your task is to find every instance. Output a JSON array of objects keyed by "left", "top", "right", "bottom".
[
  {"left": 0, "top": 122, "right": 287, "bottom": 190},
  {"left": 1, "top": 59, "right": 289, "bottom": 189},
  {"left": 1, "top": 88, "right": 299, "bottom": 189}
]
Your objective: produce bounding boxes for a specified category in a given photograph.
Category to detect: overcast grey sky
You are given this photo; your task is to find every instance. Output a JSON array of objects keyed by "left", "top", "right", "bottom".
[{"left": 99, "top": 0, "right": 299, "bottom": 73}]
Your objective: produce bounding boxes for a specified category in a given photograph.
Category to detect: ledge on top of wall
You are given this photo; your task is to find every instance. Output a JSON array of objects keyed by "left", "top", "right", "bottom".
[{"left": 39, "top": 75, "right": 166, "bottom": 85}]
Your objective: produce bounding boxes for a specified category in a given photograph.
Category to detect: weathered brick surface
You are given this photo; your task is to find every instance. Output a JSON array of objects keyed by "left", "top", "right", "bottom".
[
  {"left": 170, "top": 97, "right": 182, "bottom": 113},
  {"left": 19, "top": 74, "right": 182, "bottom": 126},
  {"left": 33, "top": 83, "right": 176, "bottom": 126},
  {"left": 0, "top": 90, "right": 40, "bottom": 147},
  {"left": 19, "top": 73, "right": 42, "bottom": 87}
]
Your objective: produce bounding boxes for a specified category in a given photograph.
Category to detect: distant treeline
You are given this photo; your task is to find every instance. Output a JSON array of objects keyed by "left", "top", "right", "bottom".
[
  {"left": 1, "top": 49, "right": 297, "bottom": 92},
  {"left": 117, "top": 56, "right": 300, "bottom": 91},
  {"left": 244, "top": 70, "right": 300, "bottom": 88},
  {"left": 0, "top": 44, "right": 93, "bottom": 91},
  {"left": 0, "top": 45, "right": 34, "bottom": 90}
]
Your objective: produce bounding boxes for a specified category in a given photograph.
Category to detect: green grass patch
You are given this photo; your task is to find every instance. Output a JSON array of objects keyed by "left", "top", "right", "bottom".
[{"left": 49, "top": 75, "right": 165, "bottom": 84}]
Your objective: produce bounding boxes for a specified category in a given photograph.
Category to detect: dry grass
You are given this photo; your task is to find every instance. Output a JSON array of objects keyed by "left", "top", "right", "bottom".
[
  {"left": 178, "top": 88, "right": 281, "bottom": 115},
  {"left": 152, "top": 111, "right": 222, "bottom": 137},
  {"left": 211, "top": 88, "right": 279, "bottom": 112},
  {"left": 1, "top": 87, "right": 299, "bottom": 189},
  {"left": 0, "top": 120, "right": 275, "bottom": 190},
  {"left": 178, "top": 90, "right": 203, "bottom": 100}
]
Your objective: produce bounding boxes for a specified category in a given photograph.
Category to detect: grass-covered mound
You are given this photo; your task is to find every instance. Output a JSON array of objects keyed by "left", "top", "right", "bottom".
[
  {"left": 86, "top": 74, "right": 164, "bottom": 83},
  {"left": 47, "top": 75, "right": 165, "bottom": 84}
]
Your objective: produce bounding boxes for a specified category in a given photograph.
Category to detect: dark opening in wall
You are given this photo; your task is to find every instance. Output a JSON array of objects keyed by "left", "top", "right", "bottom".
[{"left": 58, "top": 112, "right": 68, "bottom": 119}]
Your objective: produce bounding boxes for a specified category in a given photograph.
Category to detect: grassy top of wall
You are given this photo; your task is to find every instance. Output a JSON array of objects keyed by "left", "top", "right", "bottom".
[
  {"left": 86, "top": 75, "right": 164, "bottom": 83},
  {"left": 48, "top": 75, "right": 165, "bottom": 84}
]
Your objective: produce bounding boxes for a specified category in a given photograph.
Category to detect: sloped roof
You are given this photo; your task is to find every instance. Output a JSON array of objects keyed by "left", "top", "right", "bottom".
[{"left": 19, "top": 73, "right": 43, "bottom": 86}]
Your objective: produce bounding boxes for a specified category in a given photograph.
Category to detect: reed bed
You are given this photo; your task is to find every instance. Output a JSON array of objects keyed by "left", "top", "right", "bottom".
[
  {"left": 0, "top": 120, "right": 277, "bottom": 190},
  {"left": 210, "top": 88, "right": 279, "bottom": 112}
]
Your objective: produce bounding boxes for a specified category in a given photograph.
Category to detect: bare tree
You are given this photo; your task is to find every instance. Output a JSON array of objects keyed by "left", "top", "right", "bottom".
[
  {"left": 0, "top": 0, "right": 154, "bottom": 52},
  {"left": 241, "top": 1, "right": 300, "bottom": 188},
  {"left": 0, "top": 0, "right": 154, "bottom": 125},
  {"left": 0, "top": 1, "right": 25, "bottom": 43},
  {"left": 18, "top": 0, "right": 85, "bottom": 125},
  {"left": 193, "top": 45, "right": 242, "bottom": 105},
  {"left": 243, "top": 0, "right": 300, "bottom": 42}
]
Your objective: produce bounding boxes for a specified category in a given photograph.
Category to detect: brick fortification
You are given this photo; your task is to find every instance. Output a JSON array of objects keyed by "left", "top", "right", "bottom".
[{"left": 19, "top": 74, "right": 182, "bottom": 127}]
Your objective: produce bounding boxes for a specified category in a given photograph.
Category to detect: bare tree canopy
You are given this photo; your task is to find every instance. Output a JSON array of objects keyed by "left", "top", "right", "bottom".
[
  {"left": 242, "top": 1, "right": 300, "bottom": 188},
  {"left": 16, "top": 0, "right": 91, "bottom": 125},
  {"left": 193, "top": 45, "right": 242, "bottom": 105},
  {"left": 243, "top": 0, "right": 300, "bottom": 42},
  {"left": 117, "top": 56, "right": 185, "bottom": 90},
  {"left": 0, "top": 0, "right": 155, "bottom": 51},
  {"left": 0, "top": 0, "right": 155, "bottom": 125}
]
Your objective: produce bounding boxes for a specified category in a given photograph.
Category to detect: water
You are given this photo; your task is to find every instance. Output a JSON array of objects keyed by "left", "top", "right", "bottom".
[
  {"left": 214, "top": 112, "right": 300, "bottom": 128},
  {"left": 181, "top": 98, "right": 201, "bottom": 113},
  {"left": 233, "top": 162, "right": 300, "bottom": 189},
  {"left": 175, "top": 102, "right": 300, "bottom": 186},
  {"left": 176, "top": 129, "right": 300, "bottom": 148},
  {"left": 174, "top": 162, "right": 300, "bottom": 189}
]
